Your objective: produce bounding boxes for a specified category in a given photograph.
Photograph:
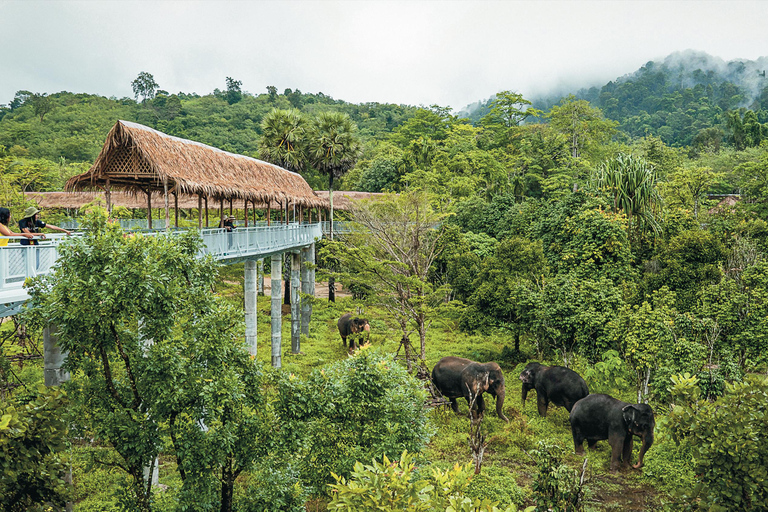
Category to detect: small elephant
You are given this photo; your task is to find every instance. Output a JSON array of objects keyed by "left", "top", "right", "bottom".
[
  {"left": 519, "top": 362, "right": 589, "bottom": 416},
  {"left": 337, "top": 313, "right": 370, "bottom": 350},
  {"left": 431, "top": 356, "right": 509, "bottom": 422},
  {"left": 569, "top": 393, "right": 655, "bottom": 472}
]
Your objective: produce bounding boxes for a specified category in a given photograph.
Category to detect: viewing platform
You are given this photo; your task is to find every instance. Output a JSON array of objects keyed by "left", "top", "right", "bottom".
[{"left": 0, "top": 222, "right": 322, "bottom": 318}]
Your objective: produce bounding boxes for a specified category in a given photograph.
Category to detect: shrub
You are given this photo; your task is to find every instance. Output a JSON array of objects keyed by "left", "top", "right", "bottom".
[
  {"left": 328, "top": 450, "right": 532, "bottom": 512},
  {"left": 0, "top": 386, "right": 70, "bottom": 511},
  {"left": 276, "top": 347, "right": 433, "bottom": 496},
  {"left": 668, "top": 373, "right": 768, "bottom": 510},
  {"left": 530, "top": 441, "right": 587, "bottom": 512}
]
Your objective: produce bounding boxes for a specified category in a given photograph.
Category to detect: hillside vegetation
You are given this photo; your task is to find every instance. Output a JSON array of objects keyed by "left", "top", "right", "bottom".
[{"left": 2, "top": 55, "right": 768, "bottom": 511}]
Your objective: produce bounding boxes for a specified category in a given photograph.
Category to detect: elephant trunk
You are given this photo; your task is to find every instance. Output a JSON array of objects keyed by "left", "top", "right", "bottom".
[
  {"left": 633, "top": 432, "right": 654, "bottom": 469},
  {"left": 496, "top": 387, "right": 509, "bottom": 422}
]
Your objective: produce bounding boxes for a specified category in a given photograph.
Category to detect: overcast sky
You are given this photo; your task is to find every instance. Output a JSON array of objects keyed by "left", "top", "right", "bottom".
[{"left": 1, "top": 0, "right": 767, "bottom": 110}]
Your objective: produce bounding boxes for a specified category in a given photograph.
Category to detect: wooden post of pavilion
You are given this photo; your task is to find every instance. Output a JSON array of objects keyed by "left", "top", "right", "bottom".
[
  {"left": 198, "top": 194, "right": 203, "bottom": 229},
  {"left": 219, "top": 198, "right": 224, "bottom": 229},
  {"left": 204, "top": 196, "right": 209, "bottom": 228},
  {"left": 244, "top": 199, "right": 249, "bottom": 227},
  {"left": 146, "top": 189, "right": 153, "bottom": 230},
  {"left": 163, "top": 178, "right": 170, "bottom": 232},
  {"left": 267, "top": 204, "right": 271, "bottom": 227},
  {"left": 174, "top": 190, "right": 179, "bottom": 228},
  {"left": 105, "top": 178, "right": 112, "bottom": 215},
  {"left": 229, "top": 199, "right": 233, "bottom": 217}
]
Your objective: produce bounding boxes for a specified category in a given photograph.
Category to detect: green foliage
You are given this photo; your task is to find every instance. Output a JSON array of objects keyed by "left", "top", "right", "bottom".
[
  {"left": 581, "top": 349, "right": 631, "bottom": 395},
  {"left": 235, "top": 464, "right": 307, "bottom": 512},
  {"left": 530, "top": 441, "right": 586, "bottom": 512},
  {"left": 668, "top": 374, "right": 768, "bottom": 510},
  {"left": 328, "top": 451, "right": 529, "bottom": 512},
  {"left": 0, "top": 385, "right": 70, "bottom": 511},
  {"left": 276, "top": 347, "right": 433, "bottom": 496}
]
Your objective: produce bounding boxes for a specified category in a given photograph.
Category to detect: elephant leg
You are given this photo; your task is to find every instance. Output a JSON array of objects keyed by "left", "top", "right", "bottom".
[
  {"left": 475, "top": 393, "right": 486, "bottom": 420},
  {"left": 341, "top": 335, "right": 347, "bottom": 347},
  {"left": 537, "top": 394, "right": 549, "bottom": 417},
  {"left": 608, "top": 434, "right": 624, "bottom": 472},
  {"left": 572, "top": 429, "right": 585, "bottom": 455},
  {"left": 521, "top": 387, "right": 529, "bottom": 406},
  {"left": 622, "top": 435, "right": 634, "bottom": 468},
  {"left": 450, "top": 397, "right": 459, "bottom": 414}
]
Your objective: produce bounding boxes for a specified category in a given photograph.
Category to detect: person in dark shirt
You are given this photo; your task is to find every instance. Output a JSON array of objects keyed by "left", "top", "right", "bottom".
[
  {"left": 18, "top": 207, "right": 71, "bottom": 246},
  {"left": 223, "top": 216, "right": 236, "bottom": 232}
]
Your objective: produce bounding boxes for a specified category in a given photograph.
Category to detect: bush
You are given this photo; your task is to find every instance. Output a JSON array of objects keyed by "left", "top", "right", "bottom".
[
  {"left": 466, "top": 466, "right": 526, "bottom": 507},
  {"left": 0, "top": 386, "right": 70, "bottom": 511},
  {"left": 530, "top": 441, "right": 587, "bottom": 512},
  {"left": 276, "top": 347, "right": 434, "bottom": 496},
  {"left": 328, "top": 450, "right": 531, "bottom": 512},
  {"left": 668, "top": 374, "right": 768, "bottom": 510}
]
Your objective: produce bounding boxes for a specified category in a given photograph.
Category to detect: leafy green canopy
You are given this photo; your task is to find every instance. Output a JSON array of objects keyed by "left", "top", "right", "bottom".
[{"left": 25, "top": 208, "right": 276, "bottom": 511}]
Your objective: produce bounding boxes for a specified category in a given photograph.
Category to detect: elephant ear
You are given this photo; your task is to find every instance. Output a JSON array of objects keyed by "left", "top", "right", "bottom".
[{"left": 622, "top": 405, "right": 637, "bottom": 427}]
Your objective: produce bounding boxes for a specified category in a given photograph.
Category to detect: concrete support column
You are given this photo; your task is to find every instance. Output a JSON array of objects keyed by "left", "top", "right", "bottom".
[
  {"left": 244, "top": 260, "right": 258, "bottom": 356},
  {"left": 300, "top": 243, "right": 315, "bottom": 337},
  {"left": 257, "top": 259, "right": 264, "bottom": 296},
  {"left": 43, "top": 326, "right": 69, "bottom": 387},
  {"left": 270, "top": 253, "right": 282, "bottom": 368},
  {"left": 290, "top": 251, "right": 301, "bottom": 354}
]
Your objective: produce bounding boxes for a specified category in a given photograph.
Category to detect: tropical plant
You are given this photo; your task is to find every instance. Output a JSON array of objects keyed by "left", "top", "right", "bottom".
[{"left": 259, "top": 108, "right": 310, "bottom": 173}]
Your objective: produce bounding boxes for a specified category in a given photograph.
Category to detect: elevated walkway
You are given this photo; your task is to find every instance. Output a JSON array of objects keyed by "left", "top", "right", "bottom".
[{"left": 0, "top": 223, "right": 322, "bottom": 317}]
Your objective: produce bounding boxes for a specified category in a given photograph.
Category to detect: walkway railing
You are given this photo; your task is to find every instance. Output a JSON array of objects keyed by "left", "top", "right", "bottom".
[{"left": 0, "top": 223, "right": 322, "bottom": 317}]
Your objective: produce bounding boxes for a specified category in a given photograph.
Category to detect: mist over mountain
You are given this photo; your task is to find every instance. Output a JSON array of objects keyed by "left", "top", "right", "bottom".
[{"left": 460, "top": 50, "right": 768, "bottom": 146}]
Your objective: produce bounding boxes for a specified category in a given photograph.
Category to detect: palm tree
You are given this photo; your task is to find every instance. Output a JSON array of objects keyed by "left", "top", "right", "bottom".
[
  {"left": 593, "top": 153, "right": 662, "bottom": 236},
  {"left": 258, "top": 108, "right": 310, "bottom": 172},
  {"left": 311, "top": 112, "right": 362, "bottom": 301}
]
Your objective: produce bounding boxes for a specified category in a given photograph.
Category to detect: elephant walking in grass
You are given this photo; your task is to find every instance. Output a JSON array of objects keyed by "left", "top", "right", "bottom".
[
  {"left": 519, "top": 362, "right": 589, "bottom": 416},
  {"left": 431, "top": 356, "right": 509, "bottom": 422},
  {"left": 569, "top": 393, "right": 655, "bottom": 472}
]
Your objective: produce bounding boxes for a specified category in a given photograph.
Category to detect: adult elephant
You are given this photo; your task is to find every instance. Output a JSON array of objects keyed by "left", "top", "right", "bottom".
[
  {"left": 431, "top": 356, "right": 509, "bottom": 422},
  {"left": 519, "top": 362, "right": 589, "bottom": 416},
  {"left": 569, "top": 393, "right": 655, "bottom": 472},
  {"left": 337, "top": 313, "right": 370, "bottom": 351}
]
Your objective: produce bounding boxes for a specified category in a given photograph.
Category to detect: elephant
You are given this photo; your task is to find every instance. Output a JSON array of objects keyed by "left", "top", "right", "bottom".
[
  {"left": 431, "top": 356, "right": 509, "bottom": 422},
  {"left": 519, "top": 362, "right": 589, "bottom": 417},
  {"left": 569, "top": 393, "right": 655, "bottom": 472},
  {"left": 337, "top": 313, "right": 370, "bottom": 351}
]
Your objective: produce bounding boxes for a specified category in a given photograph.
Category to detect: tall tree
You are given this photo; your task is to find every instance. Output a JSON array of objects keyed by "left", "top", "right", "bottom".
[
  {"left": 224, "top": 77, "right": 243, "bottom": 105},
  {"left": 30, "top": 93, "right": 54, "bottom": 122},
  {"left": 546, "top": 95, "right": 616, "bottom": 159},
  {"left": 482, "top": 90, "right": 540, "bottom": 128},
  {"left": 131, "top": 71, "right": 159, "bottom": 103},
  {"left": 327, "top": 190, "right": 449, "bottom": 368},
  {"left": 259, "top": 108, "right": 310, "bottom": 173},
  {"left": 311, "top": 111, "right": 361, "bottom": 301}
]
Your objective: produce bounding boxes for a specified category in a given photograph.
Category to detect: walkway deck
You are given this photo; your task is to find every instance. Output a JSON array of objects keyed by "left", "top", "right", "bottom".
[{"left": 0, "top": 223, "right": 322, "bottom": 317}]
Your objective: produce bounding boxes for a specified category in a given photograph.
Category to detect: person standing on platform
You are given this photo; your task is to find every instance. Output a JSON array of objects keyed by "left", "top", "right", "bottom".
[
  {"left": 18, "top": 207, "right": 71, "bottom": 245},
  {"left": 0, "top": 207, "right": 36, "bottom": 245}
]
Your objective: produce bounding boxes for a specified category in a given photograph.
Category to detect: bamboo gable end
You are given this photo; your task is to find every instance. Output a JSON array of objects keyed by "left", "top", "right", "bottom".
[{"left": 65, "top": 120, "right": 328, "bottom": 226}]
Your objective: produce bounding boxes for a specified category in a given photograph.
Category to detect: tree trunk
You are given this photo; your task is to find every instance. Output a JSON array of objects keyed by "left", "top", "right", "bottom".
[
  {"left": 328, "top": 174, "right": 336, "bottom": 302},
  {"left": 220, "top": 457, "right": 234, "bottom": 512}
]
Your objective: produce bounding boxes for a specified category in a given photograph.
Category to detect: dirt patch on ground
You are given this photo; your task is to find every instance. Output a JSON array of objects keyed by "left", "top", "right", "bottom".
[{"left": 262, "top": 280, "right": 351, "bottom": 299}]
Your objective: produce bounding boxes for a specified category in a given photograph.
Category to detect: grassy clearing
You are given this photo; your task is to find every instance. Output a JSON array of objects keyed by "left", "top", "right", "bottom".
[{"left": 3, "top": 263, "right": 674, "bottom": 510}]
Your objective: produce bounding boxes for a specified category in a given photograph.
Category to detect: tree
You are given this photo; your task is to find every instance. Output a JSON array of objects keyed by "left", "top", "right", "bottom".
[
  {"left": 259, "top": 108, "right": 310, "bottom": 173},
  {"left": 31, "top": 93, "right": 54, "bottom": 122},
  {"left": 546, "top": 95, "right": 616, "bottom": 159},
  {"left": 482, "top": 90, "right": 540, "bottom": 128},
  {"left": 26, "top": 209, "right": 272, "bottom": 511},
  {"left": 327, "top": 190, "right": 449, "bottom": 367},
  {"left": 592, "top": 153, "right": 662, "bottom": 236},
  {"left": 131, "top": 71, "right": 159, "bottom": 103},
  {"left": 224, "top": 77, "right": 242, "bottom": 105},
  {"left": 663, "top": 165, "right": 721, "bottom": 219},
  {"left": 266, "top": 85, "right": 278, "bottom": 102},
  {"left": 311, "top": 111, "right": 362, "bottom": 301}
]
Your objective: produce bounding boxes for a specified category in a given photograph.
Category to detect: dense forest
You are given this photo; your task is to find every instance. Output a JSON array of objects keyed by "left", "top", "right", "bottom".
[{"left": 2, "top": 51, "right": 768, "bottom": 511}]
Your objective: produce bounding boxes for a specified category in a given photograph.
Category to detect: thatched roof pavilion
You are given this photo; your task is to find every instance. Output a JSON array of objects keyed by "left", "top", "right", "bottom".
[
  {"left": 313, "top": 191, "right": 387, "bottom": 211},
  {"left": 65, "top": 120, "right": 327, "bottom": 228}
]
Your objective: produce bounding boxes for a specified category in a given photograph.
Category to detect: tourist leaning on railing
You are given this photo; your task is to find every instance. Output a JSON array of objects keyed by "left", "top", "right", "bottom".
[
  {"left": 18, "top": 207, "right": 71, "bottom": 246},
  {"left": 0, "top": 207, "right": 37, "bottom": 246}
]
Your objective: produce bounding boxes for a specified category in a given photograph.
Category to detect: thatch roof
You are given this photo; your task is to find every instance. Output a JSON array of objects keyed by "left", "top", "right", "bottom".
[
  {"left": 26, "top": 191, "right": 201, "bottom": 209},
  {"left": 314, "top": 191, "right": 388, "bottom": 211},
  {"left": 65, "top": 120, "right": 327, "bottom": 209}
]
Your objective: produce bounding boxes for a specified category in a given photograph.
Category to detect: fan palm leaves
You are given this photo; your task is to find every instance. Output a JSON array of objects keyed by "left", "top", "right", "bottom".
[
  {"left": 311, "top": 111, "right": 362, "bottom": 185},
  {"left": 593, "top": 153, "right": 662, "bottom": 235},
  {"left": 258, "top": 108, "right": 310, "bottom": 173}
]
